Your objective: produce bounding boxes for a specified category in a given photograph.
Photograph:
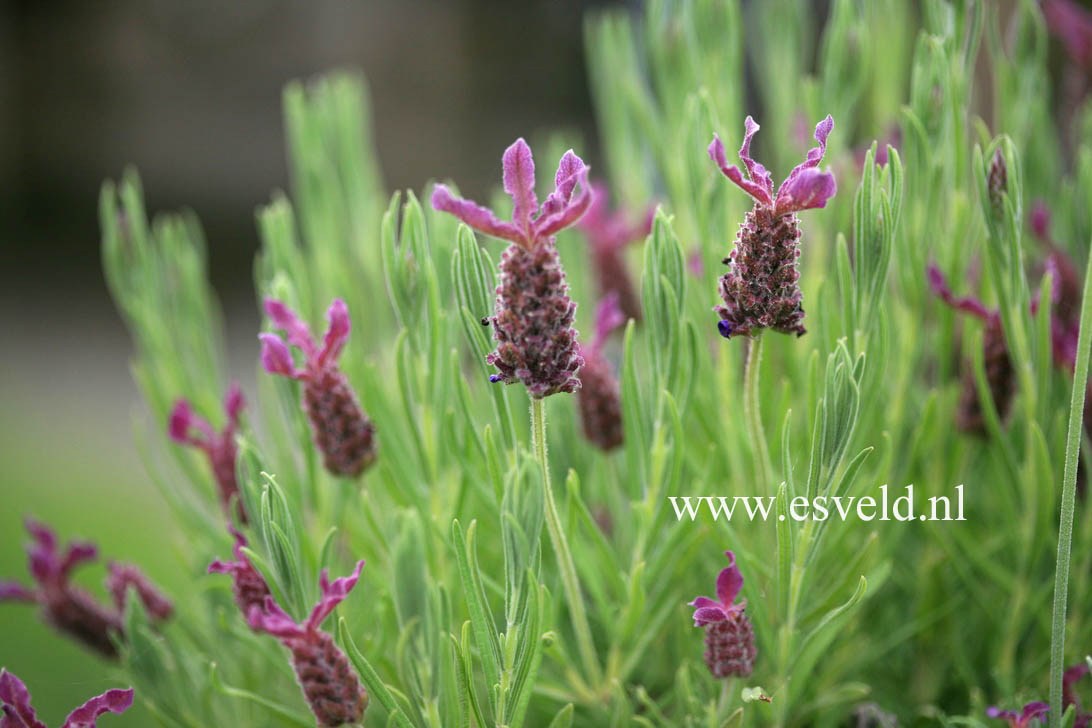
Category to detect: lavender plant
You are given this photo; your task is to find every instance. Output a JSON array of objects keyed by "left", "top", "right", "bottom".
[{"left": 5, "top": 1, "right": 1092, "bottom": 727}]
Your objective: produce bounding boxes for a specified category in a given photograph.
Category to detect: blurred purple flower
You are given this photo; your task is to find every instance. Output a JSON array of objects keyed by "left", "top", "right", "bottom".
[
  {"left": 261, "top": 299, "right": 377, "bottom": 477},
  {"left": 709, "top": 115, "right": 836, "bottom": 338},
  {"left": 248, "top": 561, "right": 368, "bottom": 727},
  {"left": 1065, "top": 662, "right": 1091, "bottom": 728},
  {"left": 168, "top": 384, "right": 247, "bottom": 523},
  {"left": 1029, "top": 201, "right": 1083, "bottom": 370},
  {"left": 0, "top": 520, "right": 171, "bottom": 659},
  {"left": 432, "top": 138, "right": 590, "bottom": 397},
  {"left": 207, "top": 527, "right": 271, "bottom": 622},
  {"left": 986, "top": 701, "right": 1049, "bottom": 727},
  {"left": 1043, "top": 0, "right": 1092, "bottom": 70},
  {"left": 688, "top": 550, "right": 756, "bottom": 678},
  {"left": 577, "top": 293, "right": 626, "bottom": 451},
  {"left": 0, "top": 668, "right": 133, "bottom": 728},
  {"left": 928, "top": 264, "right": 1016, "bottom": 434},
  {"left": 577, "top": 182, "right": 652, "bottom": 323}
]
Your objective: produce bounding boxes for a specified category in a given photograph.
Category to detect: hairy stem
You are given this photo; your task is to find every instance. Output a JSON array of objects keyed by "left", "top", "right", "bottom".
[
  {"left": 1048, "top": 238, "right": 1092, "bottom": 727},
  {"left": 531, "top": 397, "right": 603, "bottom": 687},
  {"left": 744, "top": 336, "right": 773, "bottom": 491}
]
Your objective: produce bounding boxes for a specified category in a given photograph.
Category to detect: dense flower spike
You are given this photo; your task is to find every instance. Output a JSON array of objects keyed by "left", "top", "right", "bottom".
[
  {"left": 0, "top": 669, "right": 133, "bottom": 728},
  {"left": 0, "top": 521, "right": 171, "bottom": 659},
  {"left": 689, "top": 551, "right": 757, "bottom": 678},
  {"left": 577, "top": 293, "right": 626, "bottom": 451},
  {"left": 432, "top": 139, "right": 590, "bottom": 397},
  {"left": 928, "top": 265, "right": 1016, "bottom": 434},
  {"left": 709, "top": 115, "right": 836, "bottom": 338},
  {"left": 260, "top": 299, "right": 377, "bottom": 477},
  {"left": 168, "top": 384, "right": 246, "bottom": 522},
  {"left": 207, "top": 528, "right": 272, "bottom": 620},
  {"left": 248, "top": 562, "right": 368, "bottom": 727},
  {"left": 986, "top": 701, "right": 1050, "bottom": 727},
  {"left": 577, "top": 183, "right": 653, "bottom": 323}
]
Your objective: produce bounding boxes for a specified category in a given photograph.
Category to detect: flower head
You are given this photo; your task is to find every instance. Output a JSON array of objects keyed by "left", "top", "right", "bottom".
[
  {"left": 431, "top": 138, "right": 592, "bottom": 251},
  {"left": 432, "top": 139, "right": 589, "bottom": 397},
  {"left": 986, "top": 701, "right": 1050, "bottom": 727},
  {"left": 578, "top": 183, "right": 653, "bottom": 323},
  {"left": 1, "top": 520, "right": 171, "bottom": 658},
  {"left": 261, "top": 299, "right": 377, "bottom": 477},
  {"left": 928, "top": 264, "right": 1016, "bottom": 434},
  {"left": 709, "top": 116, "right": 836, "bottom": 339},
  {"left": 0, "top": 669, "right": 133, "bottom": 728},
  {"left": 207, "top": 527, "right": 272, "bottom": 620},
  {"left": 689, "top": 551, "right": 756, "bottom": 678},
  {"left": 249, "top": 561, "right": 368, "bottom": 726},
  {"left": 577, "top": 293, "right": 626, "bottom": 451},
  {"left": 168, "top": 384, "right": 246, "bottom": 522}
]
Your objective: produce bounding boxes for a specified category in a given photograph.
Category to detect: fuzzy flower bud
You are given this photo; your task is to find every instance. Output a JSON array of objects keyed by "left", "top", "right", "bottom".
[
  {"left": 928, "top": 265, "right": 1016, "bottom": 434},
  {"left": 1, "top": 668, "right": 133, "bottom": 728},
  {"left": 432, "top": 138, "right": 591, "bottom": 398},
  {"left": 577, "top": 183, "right": 653, "bottom": 323},
  {"left": 577, "top": 293, "right": 626, "bottom": 451},
  {"left": 0, "top": 520, "right": 171, "bottom": 659},
  {"left": 260, "top": 299, "right": 377, "bottom": 477},
  {"left": 689, "top": 550, "right": 757, "bottom": 678},
  {"left": 207, "top": 527, "right": 271, "bottom": 620},
  {"left": 987, "top": 148, "right": 1008, "bottom": 219},
  {"left": 709, "top": 115, "right": 837, "bottom": 339},
  {"left": 168, "top": 384, "right": 246, "bottom": 523},
  {"left": 248, "top": 561, "right": 368, "bottom": 726}
]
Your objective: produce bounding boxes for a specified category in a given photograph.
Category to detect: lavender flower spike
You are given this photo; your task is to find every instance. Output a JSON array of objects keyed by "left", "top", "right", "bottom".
[
  {"left": 248, "top": 561, "right": 368, "bottom": 727},
  {"left": 688, "top": 550, "right": 757, "bottom": 678},
  {"left": 709, "top": 115, "right": 836, "bottom": 338},
  {"left": 928, "top": 264, "right": 1015, "bottom": 434},
  {"left": 168, "top": 383, "right": 247, "bottom": 523},
  {"left": 261, "top": 298, "right": 378, "bottom": 477},
  {"left": 1, "top": 520, "right": 171, "bottom": 659},
  {"left": 986, "top": 702, "right": 1050, "bottom": 727},
  {"left": 207, "top": 527, "right": 272, "bottom": 621},
  {"left": 577, "top": 293, "right": 626, "bottom": 451},
  {"left": 577, "top": 182, "right": 653, "bottom": 323},
  {"left": 432, "top": 138, "right": 591, "bottom": 397},
  {"left": 1, "top": 668, "right": 133, "bottom": 728}
]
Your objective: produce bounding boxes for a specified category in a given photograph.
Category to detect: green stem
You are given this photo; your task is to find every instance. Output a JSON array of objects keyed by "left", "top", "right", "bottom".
[
  {"left": 744, "top": 336, "right": 773, "bottom": 491},
  {"left": 1048, "top": 240, "right": 1092, "bottom": 727},
  {"left": 531, "top": 398, "right": 603, "bottom": 688}
]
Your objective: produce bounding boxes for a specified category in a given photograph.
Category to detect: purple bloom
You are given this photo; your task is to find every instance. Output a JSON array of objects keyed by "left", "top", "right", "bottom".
[
  {"left": 688, "top": 551, "right": 756, "bottom": 678},
  {"left": 248, "top": 561, "right": 368, "bottom": 727},
  {"left": 1043, "top": 0, "right": 1092, "bottom": 70},
  {"left": 928, "top": 264, "right": 1016, "bottom": 434},
  {"left": 1030, "top": 201, "right": 1083, "bottom": 371},
  {"left": 1065, "top": 662, "right": 1091, "bottom": 728},
  {"left": 577, "top": 293, "right": 626, "bottom": 451},
  {"left": 0, "top": 520, "right": 171, "bottom": 659},
  {"left": 432, "top": 139, "right": 590, "bottom": 397},
  {"left": 207, "top": 527, "right": 272, "bottom": 621},
  {"left": 0, "top": 669, "right": 133, "bottom": 728},
  {"left": 168, "top": 384, "right": 247, "bottom": 523},
  {"left": 986, "top": 701, "right": 1050, "bottom": 727},
  {"left": 577, "top": 182, "right": 653, "bottom": 323},
  {"left": 709, "top": 115, "right": 837, "bottom": 338},
  {"left": 261, "top": 299, "right": 378, "bottom": 477}
]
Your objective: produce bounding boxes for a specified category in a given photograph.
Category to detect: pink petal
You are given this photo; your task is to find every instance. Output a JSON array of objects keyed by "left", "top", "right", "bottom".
[
  {"left": 60, "top": 542, "right": 99, "bottom": 580},
  {"left": 778, "top": 115, "right": 834, "bottom": 204},
  {"left": 541, "top": 150, "right": 587, "bottom": 218},
  {"left": 0, "top": 582, "right": 37, "bottom": 602},
  {"left": 927, "top": 264, "right": 993, "bottom": 322},
  {"left": 248, "top": 599, "right": 304, "bottom": 640},
  {"left": 737, "top": 116, "right": 774, "bottom": 192},
  {"left": 593, "top": 292, "right": 625, "bottom": 350},
  {"left": 264, "top": 298, "right": 316, "bottom": 358},
  {"left": 259, "top": 334, "right": 303, "bottom": 380},
  {"left": 534, "top": 176, "right": 593, "bottom": 240},
  {"left": 716, "top": 550, "right": 743, "bottom": 606},
  {"left": 317, "top": 299, "right": 351, "bottom": 369},
  {"left": 0, "top": 669, "right": 45, "bottom": 728},
  {"left": 431, "top": 184, "right": 524, "bottom": 244},
  {"left": 691, "top": 606, "right": 728, "bottom": 626},
  {"left": 774, "top": 167, "right": 837, "bottom": 215},
  {"left": 708, "top": 135, "right": 774, "bottom": 207},
  {"left": 61, "top": 688, "right": 134, "bottom": 728},
  {"left": 167, "top": 400, "right": 212, "bottom": 447},
  {"left": 223, "top": 384, "right": 245, "bottom": 425},
  {"left": 106, "top": 562, "right": 173, "bottom": 621},
  {"left": 688, "top": 596, "right": 719, "bottom": 610},
  {"left": 306, "top": 560, "right": 364, "bottom": 631},
  {"left": 502, "top": 138, "right": 538, "bottom": 235}
]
